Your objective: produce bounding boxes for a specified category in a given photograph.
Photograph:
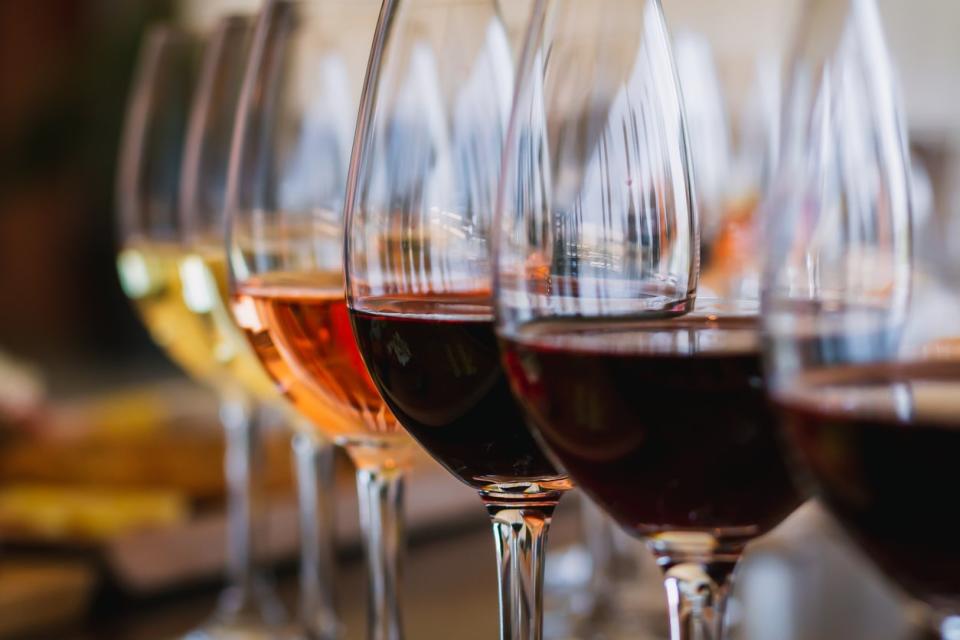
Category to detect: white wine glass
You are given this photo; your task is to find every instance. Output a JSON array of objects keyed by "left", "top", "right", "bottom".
[{"left": 116, "top": 23, "right": 286, "bottom": 639}]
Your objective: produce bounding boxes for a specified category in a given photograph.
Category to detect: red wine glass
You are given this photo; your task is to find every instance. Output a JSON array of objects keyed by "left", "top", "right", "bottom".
[
  {"left": 343, "top": 0, "right": 573, "bottom": 637},
  {"left": 493, "top": 1, "right": 801, "bottom": 638},
  {"left": 763, "top": 1, "right": 960, "bottom": 638}
]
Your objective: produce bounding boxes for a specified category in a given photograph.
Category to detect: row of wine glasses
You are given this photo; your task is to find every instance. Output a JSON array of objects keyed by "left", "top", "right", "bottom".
[
  {"left": 116, "top": 0, "right": 960, "bottom": 638},
  {"left": 230, "top": 0, "right": 574, "bottom": 637}
]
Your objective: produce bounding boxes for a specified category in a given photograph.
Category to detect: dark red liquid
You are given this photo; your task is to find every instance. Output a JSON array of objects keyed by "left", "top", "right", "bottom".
[
  {"left": 350, "top": 295, "right": 567, "bottom": 490},
  {"left": 778, "top": 361, "right": 960, "bottom": 607},
  {"left": 501, "top": 314, "right": 800, "bottom": 538}
]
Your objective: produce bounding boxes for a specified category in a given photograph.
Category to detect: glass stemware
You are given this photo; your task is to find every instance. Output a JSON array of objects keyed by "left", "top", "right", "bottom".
[
  {"left": 180, "top": 15, "right": 340, "bottom": 639},
  {"left": 116, "top": 23, "right": 286, "bottom": 639},
  {"left": 762, "top": 0, "right": 960, "bottom": 638},
  {"left": 342, "top": 0, "right": 573, "bottom": 638},
  {"left": 493, "top": 1, "right": 801, "bottom": 639},
  {"left": 225, "top": 2, "right": 413, "bottom": 639}
]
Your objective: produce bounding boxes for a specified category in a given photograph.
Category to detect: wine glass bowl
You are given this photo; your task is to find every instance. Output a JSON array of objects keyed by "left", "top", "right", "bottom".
[
  {"left": 236, "top": 276, "right": 406, "bottom": 447},
  {"left": 500, "top": 305, "right": 797, "bottom": 546},
  {"left": 349, "top": 297, "right": 570, "bottom": 494},
  {"left": 227, "top": 0, "right": 409, "bottom": 454},
  {"left": 116, "top": 25, "right": 205, "bottom": 381},
  {"left": 344, "top": 0, "right": 569, "bottom": 499},
  {"left": 495, "top": 0, "right": 699, "bottom": 331}
]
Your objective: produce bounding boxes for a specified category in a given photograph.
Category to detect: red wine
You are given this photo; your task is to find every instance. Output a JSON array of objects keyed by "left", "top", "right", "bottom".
[
  {"left": 501, "top": 313, "right": 800, "bottom": 539},
  {"left": 777, "top": 361, "right": 960, "bottom": 606},
  {"left": 350, "top": 294, "right": 569, "bottom": 492}
]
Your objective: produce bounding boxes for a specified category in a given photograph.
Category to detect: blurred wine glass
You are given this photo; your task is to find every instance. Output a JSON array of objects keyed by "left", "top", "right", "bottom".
[
  {"left": 225, "top": 2, "right": 413, "bottom": 639},
  {"left": 179, "top": 15, "right": 340, "bottom": 639},
  {"left": 665, "top": 0, "right": 798, "bottom": 302},
  {"left": 115, "top": 23, "right": 287, "bottom": 639},
  {"left": 342, "top": 0, "right": 573, "bottom": 637},
  {"left": 494, "top": 1, "right": 802, "bottom": 639},
  {"left": 763, "top": 0, "right": 960, "bottom": 638},
  {"left": 544, "top": 497, "right": 665, "bottom": 640}
]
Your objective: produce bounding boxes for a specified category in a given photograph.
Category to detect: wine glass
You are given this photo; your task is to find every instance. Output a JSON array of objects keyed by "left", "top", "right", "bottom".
[
  {"left": 225, "top": 2, "right": 413, "bottom": 639},
  {"left": 116, "top": 23, "right": 288, "bottom": 639},
  {"left": 763, "top": 0, "right": 960, "bottom": 637},
  {"left": 180, "top": 14, "right": 340, "bottom": 639},
  {"left": 493, "top": 1, "right": 802, "bottom": 639},
  {"left": 342, "top": 0, "right": 573, "bottom": 638}
]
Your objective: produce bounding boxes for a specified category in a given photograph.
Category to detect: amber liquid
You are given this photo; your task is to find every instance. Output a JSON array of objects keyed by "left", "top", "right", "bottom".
[
  {"left": 778, "top": 361, "right": 960, "bottom": 606},
  {"left": 502, "top": 313, "right": 800, "bottom": 539},
  {"left": 235, "top": 274, "right": 405, "bottom": 447},
  {"left": 350, "top": 294, "right": 568, "bottom": 491},
  {"left": 231, "top": 291, "right": 349, "bottom": 438}
]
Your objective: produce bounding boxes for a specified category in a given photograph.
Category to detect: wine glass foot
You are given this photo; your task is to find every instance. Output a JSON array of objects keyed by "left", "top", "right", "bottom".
[
  {"left": 182, "top": 624, "right": 281, "bottom": 640},
  {"left": 936, "top": 615, "right": 960, "bottom": 640},
  {"left": 183, "top": 619, "right": 315, "bottom": 640},
  {"left": 182, "top": 578, "right": 289, "bottom": 640}
]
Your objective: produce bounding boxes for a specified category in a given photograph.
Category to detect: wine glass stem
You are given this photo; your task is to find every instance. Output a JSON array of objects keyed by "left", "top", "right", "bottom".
[
  {"left": 662, "top": 562, "right": 732, "bottom": 640},
  {"left": 488, "top": 503, "right": 556, "bottom": 640},
  {"left": 356, "top": 464, "right": 406, "bottom": 640},
  {"left": 219, "top": 392, "right": 268, "bottom": 614},
  {"left": 581, "top": 498, "right": 618, "bottom": 599},
  {"left": 293, "top": 432, "right": 341, "bottom": 639}
]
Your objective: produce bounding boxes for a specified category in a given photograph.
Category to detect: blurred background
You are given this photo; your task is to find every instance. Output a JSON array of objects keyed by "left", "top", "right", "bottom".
[
  {"left": 0, "top": 1, "right": 169, "bottom": 372},
  {"left": 9, "top": 0, "right": 960, "bottom": 375},
  {"left": 0, "top": 0, "right": 956, "bottom": 639}
]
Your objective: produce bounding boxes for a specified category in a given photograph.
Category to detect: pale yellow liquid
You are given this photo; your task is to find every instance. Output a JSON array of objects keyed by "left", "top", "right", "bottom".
[{"left": 117, "top": 240, "right": 277, "bottom": 401}]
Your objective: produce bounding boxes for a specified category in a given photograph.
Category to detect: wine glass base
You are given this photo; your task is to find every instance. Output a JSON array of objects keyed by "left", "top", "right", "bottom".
[
  {"left": 180, "top": 578, "right": 290, "bottom": 640},
  {"left": 181, "top": 624, "right": 283, "bottom": 640},
  {"left": 182, "top": 620, "right": 319, "bottom": 640}
]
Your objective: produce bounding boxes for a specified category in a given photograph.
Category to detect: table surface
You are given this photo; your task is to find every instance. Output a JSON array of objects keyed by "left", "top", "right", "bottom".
[
  {"left": 56, "top": 500, "right": 929, "bottom": 640},
  {"left": 65, "top": 517, "right": 512, "bottom": 640}
]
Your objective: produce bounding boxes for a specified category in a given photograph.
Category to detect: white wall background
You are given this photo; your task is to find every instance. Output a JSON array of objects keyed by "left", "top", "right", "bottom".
[
  {"left": 178, "top": 0, "right": 960, "bottom": 139},
  {"left": 663, "top": 0, "right": 960, "bottom": 139},
  {"left": 178, "top": 0, "right": 260, "bottom": 32}
]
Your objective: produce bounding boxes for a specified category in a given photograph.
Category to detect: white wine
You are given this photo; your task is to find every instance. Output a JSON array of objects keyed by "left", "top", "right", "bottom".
[{"left": 117, "top": 240, "right": 277, "bottom": 400}]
